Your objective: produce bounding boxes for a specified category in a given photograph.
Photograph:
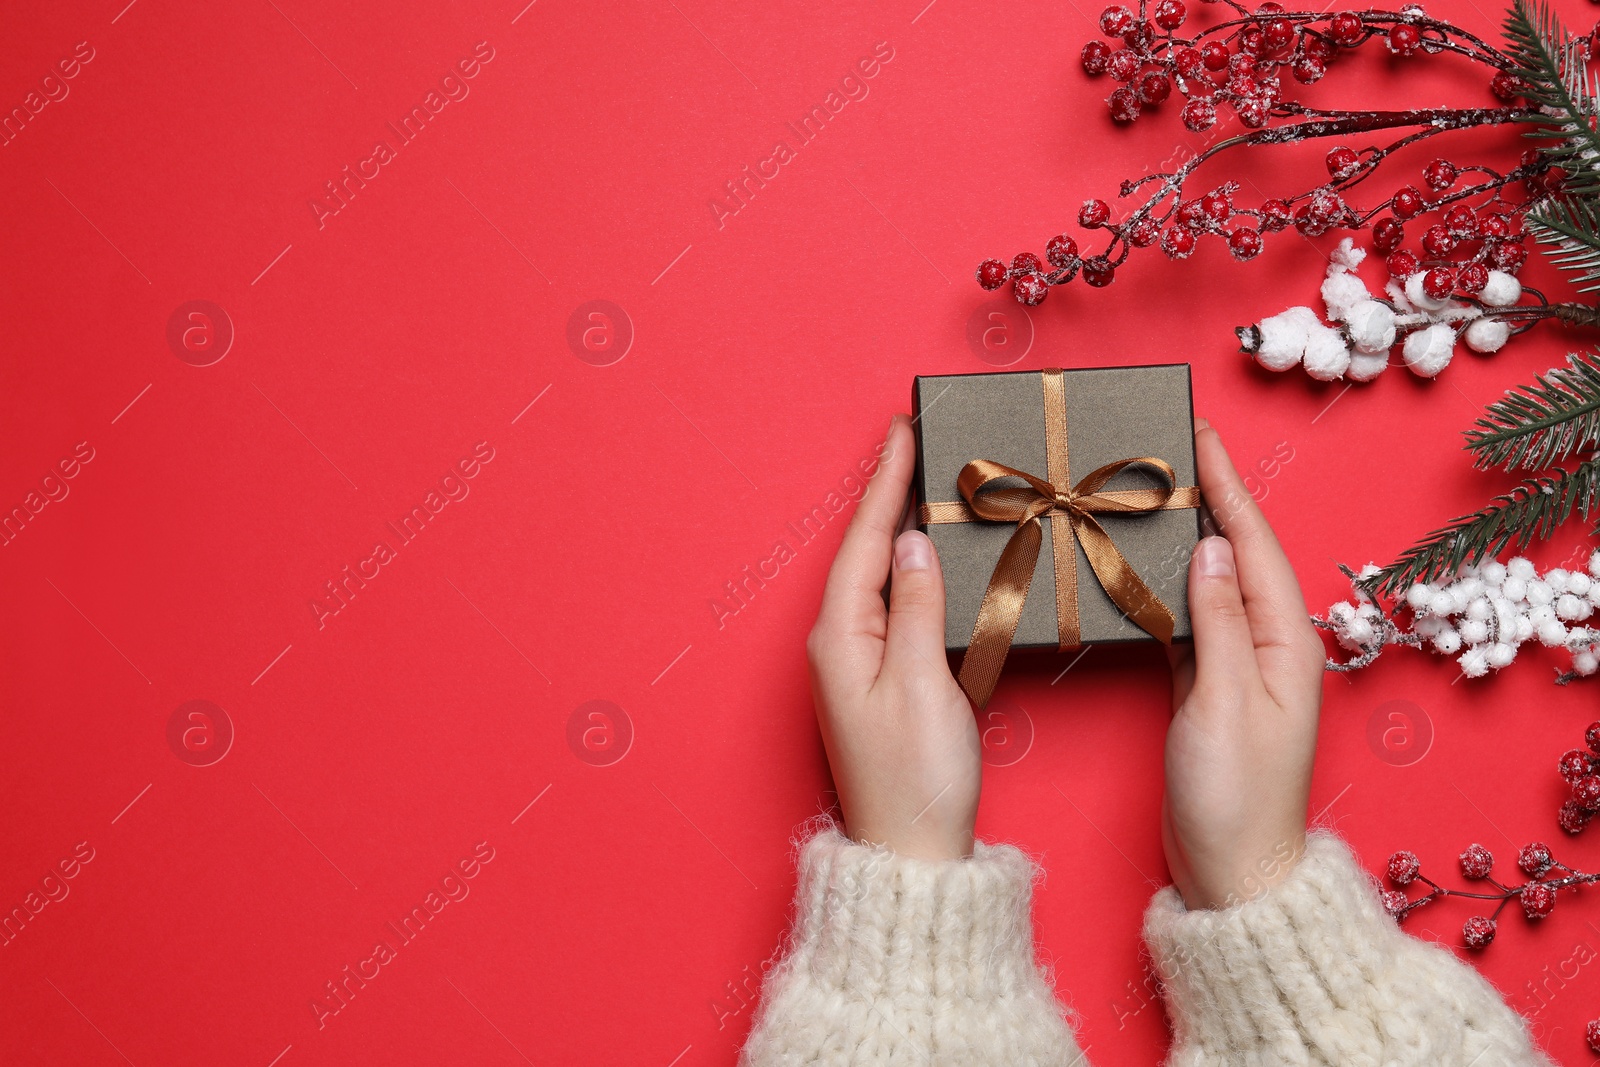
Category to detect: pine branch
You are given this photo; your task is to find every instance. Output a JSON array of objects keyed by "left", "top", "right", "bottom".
[
  {"left": 1503, "top": 0, "right": 1600, "bottom": 200},
  {"left": 1359, "top": 459, "right": 1600, "bottom": 598},
  {"left": 1529, "top": 196, "right": 1600, "bottom": 293},
  {"left": 1466, "top": 350, "right": 1600, "bottom": 469}
]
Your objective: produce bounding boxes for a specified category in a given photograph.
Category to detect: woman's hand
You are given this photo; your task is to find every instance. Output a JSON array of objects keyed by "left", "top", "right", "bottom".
[
  {"left": 1163, "top": 419, "right": 1326, "bottom": 909},
  {"left": 806, "top": 414, "right": 980, "bottom": 861}
]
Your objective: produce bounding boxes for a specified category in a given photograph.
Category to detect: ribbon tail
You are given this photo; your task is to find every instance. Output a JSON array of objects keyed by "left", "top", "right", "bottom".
[
  {"left": 1072, "top": 513, "right": 1178, "bottom": 644},
  {"left": 957, "top": 519, "right": 1044, "bottom": 709}
]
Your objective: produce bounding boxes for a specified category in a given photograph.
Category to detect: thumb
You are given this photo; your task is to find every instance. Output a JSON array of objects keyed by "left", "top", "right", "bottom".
[
  {"left": 882, "top": 531, "right": 955, "bottom": 683},
  {"left": 1187, "top": 536, "right": 1259, "bottom": 701}
]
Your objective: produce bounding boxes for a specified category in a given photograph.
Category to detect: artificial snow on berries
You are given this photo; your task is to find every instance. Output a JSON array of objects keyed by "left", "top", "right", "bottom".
[
  {"left": 1302, "top": 322, "right": 1352, "bottom": 380},
  {"left": 1345, "top": 301, "right": 1397, "bottom": 354},
  {"left": 1479, "top": 269, "right": 1522, "bottom": 307},
  {"left": 1462, "top": 915, "right": 1497, "bottom": 948},
  {"left": 1521, "top": 882, "right": 1557, "bottom": 919},
  {"left": 1463, "top": 316, "right": 1510, "bottom": 354},
  {"left": 1402, "top": 322, "right": 1456, "bottom": 377},
  {"left": 1387, "top": 850, "right": 1421, "bottom": 885},
  {"left": 1518, "top": 842, "right": 1554, "bottom": 877},
  {"left": 1239, "top": 305, "right": 1321, "bottom": 371},
  {"left": 1459, "top": 843, "right": 1494, "bottom": 879},
  {"left": 1381, "top": 889, "right": 1410, "bottom": 917}
]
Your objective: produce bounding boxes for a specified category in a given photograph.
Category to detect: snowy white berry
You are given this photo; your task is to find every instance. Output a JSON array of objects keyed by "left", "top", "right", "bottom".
[
  {"left": 1460, "top": 618, "right": 1490, "bottom": 644},
  {"left": 1404, "top": 272, "right": 1452, "bottom": 312},
  {"left": 1346, "top": 351, "right": 1389, "bottom": 382},
  {"left": 1481, "top": 560, "right": 1508, "bottom": 585},
  {"left": 1487, "top": 642, "right": 1516, "bottom": 668},
  {"left": 1427, "top": 591, "right": 1455, "bottom": 617},
  {"left": 1433, "top": 629, "right": 1463, "bottom": 654},
  {"left": 1513, "top": 614, "right": 1535, "bottom": 642},
  {"left": 1559, "top": 593, "right": 1593, "bottom": 621},
  {"left": 1527, "top": 580, "right": 1555, "bottom": 607},
  {"left": 1575, "top": 651, "right": 1599, "bottom": 676},
  {"left": 1570, "top": 572, "right": 1591, "bottom": 596},
  {"left": 1502, "top": 576, "right": 1528, "bottom": 602},
  {"left": 1345, "top": 300, "right": 1397, "bottom": 354},
  {"left": 1508, "top": 557, "right": 1536, "bottom": 580},
  {"left": 1463, "top": 316, "right": 1510, "bottom": 354},
  {"left": 1539, "top": 619, "right": 1569, "bottom": 646},
  {"left": 1402, "top": 323, "right": 1456, "bottom": 377},
  {"left": 1249, "top": 306, "right": 1321, "bottom": 371},
  {"left": 1405, "top": 583, "right": 1432, "bottom": 610},
  {"left": 1460, "top": 647, "right": 1491, "bottom": 677},
  {"left": 1303, "top": 323, "right": 1352, "bottom": 380},
  {"left": 1466, "top": 596, "right": 1493, "bottom": 621},
  {"left": 1322, "top": 271, "right": 1371, "bottom": 322},
  {"left": 1480, "top": 270, "right": 1522, "bottom": 307}
]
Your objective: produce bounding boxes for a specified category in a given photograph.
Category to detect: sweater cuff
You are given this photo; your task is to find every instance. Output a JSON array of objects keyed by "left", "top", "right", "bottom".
[{"left": 1143, "top": 832, "right": 1549, "bottom": 1065}]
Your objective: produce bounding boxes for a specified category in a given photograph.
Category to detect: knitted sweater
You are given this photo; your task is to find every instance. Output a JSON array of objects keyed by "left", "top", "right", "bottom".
[{"left": 740, "top": 828, "right": 1553, "bottom": 1066}]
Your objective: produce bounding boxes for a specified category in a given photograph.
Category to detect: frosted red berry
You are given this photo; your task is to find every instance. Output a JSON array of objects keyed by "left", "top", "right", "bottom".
[
  {"left": 1424, "top": 159, "right": 1458, "bottom": 192},
  {"left": 1079, "top": 200, "right": 1112, "bottom": 228},
  {"left": 1123, "top": 20, "right": 1156, "bottom": 49},
  {"left": 1239, "top": 26, "right": 1269, "bottom": 58},
  {"left": 1392, "top": 186, "right": 1424, "bottom": 219},
  {"left": 1329, "top": 11, "right": 1364, "bottom": 45},
  {"left": 1082, "top": 41, "right": 1113, "bottom": 75},
  {"left": 1291, "top": 53, "right": 1327, "bottom": 83},
  {"left": 1201, "top": 191, "right": 1231, "bottom": 223},
  {"left": 1459, "top": 843, "right": 1494, "bottom": 879},
  {"left": 1109, "top": 86, "right": 1142, "bottom": 122},
  {"left": 1129, "top": 218, "right": 1160, "bottom": 247},
  {"left": 1386, "top": 249, "right": 1420, "bottom": 276},
  {"left": 1153, "top": 0, "right": 1187, "bottom": 30},
  {"left": 1457, "top": 263, "right": 1489, "bottom": 292},
  {"left": 1010, "top": 252, "right": 1044, "bottom": 277},
  {"left": 1100, "top": 5, "right": 1135, "bottom": 36},
  {"left": 1521, "top": 882, "right": 1557, "bottom": 919},
  {"left": 1046, "top": 234, "right": 1080, "bottom": 269},
  {"left": 1082, "top": 256, "right": 1116, "bottom": 287},
  {"left": 1381, "top": 889, "right": 1409, "bottom": 917},
  {"left": 1236, "top": 97, "right": 1271, "bottom": 127},
  {"left": 1422, "top": 267, "right": 1455, "bottom": 300},
  {"left": 1444, "top": 205, "right": 1478, "bottom": 238},
  {"left": 1013, "top": 271, "right": 1049, "bottom": 306},
  {"left": 1586, "top": 721, "right": 1600, "bottom": 754},
  {"left": 1201, "top": 42, "right": 1230, "bottom": 71},
  {"left": 1137, "top": 71, "right": 1172, "bottom": 104},
  {"left": 1162, "top": 226, "right": 1197, "bottom": 259},
  {"left": 1560, "top": 798, "right": 1593, "bottom": 834},
  {"left": 1264, "top": 17, "right": 1296, "bottom": 52},
  {"left": 1422, "top": 225, "right": 1456, "bottom": 257},
  {"left": 1489, "top": 242, "right": 1528, "bottom": 274},
  {"left": 1491, "top": 72, "right": 1523, "bottom": 102},
  {"left": 1575, "top": 774, "right": 1600, "bottom": 812},
  {"left": 1259, "top": 199, "right": 1293, "bottom": 231},
  {"left": 1372, "top": 218, "right": 1404, "bottom": 254},
  {"left": 1173, "top": 46, "right": 1204, "bottom": 77},
  {"left": 1181, "top": 99, "right": 1217, "bottom": 131},
  {"left": 1462, "top": 915, "right": 1497, "bottom": 948},
  {"left": 1561, "top": 748, "right": 1595, "bottom": 782},
  {"left": 976, "top": 259, "right": 1009, "bottom": 290},
  {"left": 1518, "top": 842, "right": 1554, "bottom": 877},
  {"left": 1587, "top": 1019, "right": 1600, "bottom": 1054},
  {"left": 1108, "top": 49, "right": 1141, "bottom": 81},
  {"left": 1326, "top": 146, "right": 1360, "bottom": 179},
  {"left": 1228, "top": 226, "right": 1263, "bottom": 260},
  {"left": 1388, "top": 24, "right": 1421, "bottom": 56},
  {"left": 1386, "top": 850, "right": 1421, "bottom": 885}
]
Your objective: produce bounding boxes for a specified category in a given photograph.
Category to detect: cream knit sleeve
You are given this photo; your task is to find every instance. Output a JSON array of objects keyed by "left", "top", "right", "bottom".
[
  {"left": 1142, "top": 831, "right": 1555, "bottom": 1066},
  {"left": 739, "top": 825, "right": 1089, "bottom": 1066}
]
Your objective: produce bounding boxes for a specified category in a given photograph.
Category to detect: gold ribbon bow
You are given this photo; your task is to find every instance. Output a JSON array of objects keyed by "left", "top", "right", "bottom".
[{"left": 918, "top": 368, "right": 1200, "bottom": 708}]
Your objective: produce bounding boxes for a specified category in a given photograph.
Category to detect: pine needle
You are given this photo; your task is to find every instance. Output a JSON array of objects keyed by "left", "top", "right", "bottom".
[
  {"left": 1529, "top": 197, "right": 1600, "bottom": 293},
  {"left": 1466, "top": 350, "right": 1600, "bottom": 469},
  {"left": 1504, "top": 0, "right": 1600, "bottom": 199}
]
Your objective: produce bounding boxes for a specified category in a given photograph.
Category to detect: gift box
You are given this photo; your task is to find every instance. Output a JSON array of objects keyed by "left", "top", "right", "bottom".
[{"left": 912, "top": 364, "right": 1203, "bottom": 707}]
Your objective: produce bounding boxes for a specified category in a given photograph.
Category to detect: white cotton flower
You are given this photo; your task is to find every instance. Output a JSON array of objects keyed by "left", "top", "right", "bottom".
[
  {"left": 1481, "top": 560, "right": 1508, "bottom": 585},
  {"left": 1345, "top": 300, "right": 1397, "bottom": 354},
  {"left": 1460, "top": 618, "right": 1490, "bottom": 644},
  {"left": 1322, "top": 272, "right": 1371, "bottom": 322},
  {"left": 1539, "top": 619, "right": 1569, "bottom": 646},
  {"left": 1460, "top": 647, "right": 1491, "bottom": 677},
  {"left": 1405, "top": 272, "right": 1452, "bottom": 312},
  {"left": 1480, "top": 270, "right": 1523, "bottom": 307},
  {"left": 1508, "top": 557, "right": 1537, "bottom": 580},
  {"left": 1464, "top": 316, "right": 1510, "bottom": 354},
  {"left": 1488, "top": 642, "right": 1517, "bottom": 668},
  {"left": 1502, "top": 576, "right": 1528, "bottom": 602},
  {"left": 1559, "top": 593, "right": 1594, "bottom": 621},
  {"left": 1433, "top": 629, "right": 1463, "bottom": 654},
  {"left": 1402, "top": 323, "right": 1456, "bottom": 377},
  {"left": 1346, "top": 351, "right": 1389, "bottom": 382},
  {"left": 1303, "top": 323, "right": 1352, "bottom": 380},
  {"left": 1249, "top": 306, "right": 1320, "bottom": 371},
  {"left": 1575, "top": 651, "right": 1600, "bottom": 676}
]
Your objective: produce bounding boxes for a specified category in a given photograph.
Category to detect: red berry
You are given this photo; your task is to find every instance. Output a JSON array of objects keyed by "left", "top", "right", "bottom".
[
  {"left": 1444, "top": 204, "right": 1478, "bottom": 238},
  {"left": 1462, "top": 915, "right": 1497, "bottom": 948},
  {"left": 1123, "top": 20, "right": 1156, "bottom": 49},
  {"left": 1226, "top": 71, "right": 1260, "bottom": 98},
  {"left": 1424, "top": 159, "right": 1458, "bottom": 192},
  {"left": 1460, "top": 843, "right": 1494, "bottom": 879},
  {"left": 1518, "top": 842, "right": 1554, "bottom": 877},
  {"left": 1560, "top": 798, "right": 1593, "bottom": 834},
  {"left": 1181, "top": 99, "right": 1217, "bottom": 132},
  {"left": 1491, "top": 71, "right": 1523, "bottom": 102},
  {"left": 1587, "top": 722, "right": 1600, "bottom": 754},
  {"left": 1178, "top": 200, "right": 1208, "bottom": 230},
  {"left": 1108, "top": 86, "right": 1142, "bottom": 122},
  {"left": 1588, "top": 1019, "right": 1600, "bottom": 1054},
  {"left": 1100, "top": 5, "right": 1135, "bottom": 36},
  {"left": 1381, "top": 889, "right": 1410, "bottom": 917},
  {"left": 1422, "top": 225, "right": 1455, "bottom": 257},
  {"left": 1082, "top": 40, "right": 1113, "bottom": 75},
  {"left": 1236, "top": 97, "right": 1270, "bottom": 127},
  {"left": 1422, "top": 267, "right": 1455, "bottom": 299},
  {"left": 1239, "top": 26, "right": 1269, "bottom": 57},
  {"left": 1489, "top": 241, "right": 1528, "bottom": 274},
  {"left": 1372, "top": 218, "right": 1404, "bottom": 254},
  {"left": 1200, "top": 191, "right": 1231, "bottom": 223},
  {"left": 1392, "top": 186, "right": 1424, "bottom": 219},
  {"left": 1259, "top": 199, "right": 1293, "bottom": 231},
  {"left": 1326, "top": 146, "right": 1360, "bottom": 179},
  {"left": 1386, "top": 249, "right": 1419, "bottom": 276},
  {"left": 1082, "top": 256, "right": 1115, "bottom": 287},
  {"left": 1201, "top": 41, "right": 1231, "bottom": 70},
  {"left": 1457, "top": 263, "right": 1489, "bottom": 292},
  {"left": 1480, "top": 213, "right": 1511, "bottom": 240},
  {"left": 1173, "top": 46, "right": 1204, "bottom": 76},
  {"left": 1292, "top": 53, "right": 1327, "bottom": 83},
  {"left": 1329, "top": 11, "right": 1364, "bottom": 45},
  {"left": 1386, "top": 850, "right": 1421, "bottom": 885},
  {"left": 1013, "top": 271, "right": 1049, "bottom": 306},
  {"left": 1388, "top": 23, "right": 1421, "bottom": 56},
  {"left": 1154, "top": 0, "right": 1187, "bottom": 30},
  {"left": 1228, "top": 225, "right": 1263, "bottom": 260},
  {"left": 1108, "top": 49, "right": 1141, "bottom": 81},
  {"left": 1521, "top": 882, "right": 1557, "bottom": 919},
  {"left": 1576, "top": 774, "right": 1600, "bottom": 812},
  {"left": 1046, "top": 234, "right": 1080, "bottom": 269},
  {"left": 1562, "top": 748, "right": 1596, "bottom": 783},
  {"left": 1264, "top": 17, "right": 1296, "bottom": 52},
  {"left": 1161, "top": 226, "right": 1196, "bottom": 259},
  {"left": 1137, "top": 71, "right": 1171, "bottom": 104},
  {"left": 1128, "top": 218, "right": 1160, "bottom": 247},
  {"left": 976, "top": 259, "right": 1009, "bottom": 290},
  {"left": 1303, "top": 34, "right": 1337, "bottom": 62},
  {"left": 1079, "top": 200, "right": 1111, "bottom": 228},
  {"left": 1010, "top": 252, "right": 1044, "bottom": 277}
]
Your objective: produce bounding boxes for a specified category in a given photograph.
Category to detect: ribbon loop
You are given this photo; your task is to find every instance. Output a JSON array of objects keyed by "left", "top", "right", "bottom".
[{"left": 920, "top": 369, "right": 1201, "bottom": 709}]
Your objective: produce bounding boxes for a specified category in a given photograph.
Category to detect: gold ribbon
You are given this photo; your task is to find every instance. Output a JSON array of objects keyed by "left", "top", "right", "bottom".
[{"left": 918, "top": 367, "right": 1200, "bottom": 708}]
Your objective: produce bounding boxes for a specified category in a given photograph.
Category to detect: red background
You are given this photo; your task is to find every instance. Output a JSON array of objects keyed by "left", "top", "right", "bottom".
[{"left": 4, "top": 0, "right": 1600, "bottom": 1063}]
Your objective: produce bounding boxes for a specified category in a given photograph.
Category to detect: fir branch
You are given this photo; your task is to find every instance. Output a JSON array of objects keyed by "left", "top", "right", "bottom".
[
  {"left": 1528, "top": 196, "right": 1600, "bottom": 293},
  {"left": 1503, "top": 0, "right": 1600, "bottom": 200},
  {"left": 1466, "top": 350, "right": 1600, "bottom": 470},
  {"left": 1360, "top": 458, "right": 1600, "bottom": 598}
]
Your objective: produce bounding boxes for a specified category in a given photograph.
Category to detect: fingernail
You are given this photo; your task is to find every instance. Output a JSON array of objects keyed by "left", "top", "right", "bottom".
[
  {"left": 1197, "top": 536, "right": 1233, "bottom": 579},
  {"left": 895, "top": 531, "right": 932, "bottom": 571},
  {"left": 1194, "top": 416, "right": 1211, "bottom": 432}
]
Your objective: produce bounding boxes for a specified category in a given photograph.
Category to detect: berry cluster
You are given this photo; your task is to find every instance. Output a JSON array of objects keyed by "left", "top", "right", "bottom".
[
  {"left": 1557, "top": 721, "right": 1600, "bottom": 834},
  {"left": 1382, "top": 840, "right": 1599, "bottom": 950},
  {"left": 974, "top": 2, "right": 1568, "bottom": 312}
]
